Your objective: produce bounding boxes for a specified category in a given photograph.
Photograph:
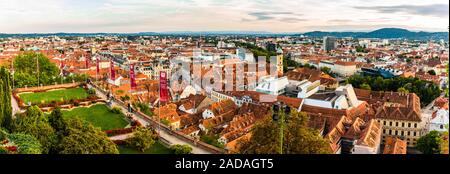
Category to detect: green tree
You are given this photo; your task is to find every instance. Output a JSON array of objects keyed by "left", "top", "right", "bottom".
[
  {"left": 347, "top": 74, "right": 442, "bottom": 106},
  {"left": 0, "top": 67, "right": 13, "bottom": 129},
  {"left": 7, "top": 133, "right": 42, "bottom": 154},
  {"left": 238, "top": 110, "right": 332, "bottom": 154},
  {"left": 11, "top": 106, "right": 56, "bottom": 154},
  {"left": 417, "top": 131, "right": 443, "bottom": 154},
  {"left": 427, "top": 70, "right": 437, "bottom": 76},
  {"left": 397, "top": 87, "right": 409, "bottom": 94},
  {"left": 126, "top": 127, "right": 157, "bottom": 152},
  {"left": 48, "top": 107, "right": 67, "bottom": 133},
  {"left": 360, "top": 83, "right": 371, "bottom": 91},
  {"left": 320, "top": 67, "right": 332, "bottom": 75},
  {"left": 170, "top": 144, "right": 193, "bottom": 154},
  {"left": 57, "top": 118, "right": 119, "bottom": 154},
  {"left": 13, "top": 52, "right": 60, "bottom": 88}
]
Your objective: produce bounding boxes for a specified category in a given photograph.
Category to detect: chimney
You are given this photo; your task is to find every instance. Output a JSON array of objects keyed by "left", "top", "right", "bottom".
[{"left": 407, "top": 94, "right": 409, "bottom": 106}]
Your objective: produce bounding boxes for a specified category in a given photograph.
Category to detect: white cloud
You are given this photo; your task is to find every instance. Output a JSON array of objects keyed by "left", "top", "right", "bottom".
[{"left": 0, "top": 0, "right": 448, "bottom": 33}]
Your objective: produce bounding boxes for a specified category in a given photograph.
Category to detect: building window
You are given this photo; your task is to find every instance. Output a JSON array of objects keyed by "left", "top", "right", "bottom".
[
  {"left": 389, "top": 130, "right": 392, "bottom": 135},
  {"left": 402, "top": 122, "right": 405, "bottom": 127},
  {"left": 401, "top": 131, "right": 404, "bottom": 136},
  {"left": 383, "top": 121, "right": 386, "bottom": 125},
  {"left": 440, "top": 125, "right": 444, "bottom": 129},
  {"left": 383, "top": 129, "right": 386, "bottom": 134},
  {"left": 395, "top": 130, "right": 398, "bottom": 135},
  {"left": 396, "top": 122, "right": 399, "bottom": 127},
  {"left": 414, "top": 123, "right": 417, "bottom": 128},
  {"left": 407, "top": 131, "right": 410, "bottom": 136},
  {"left": 390, "top": 122, "right": 392, "bottom": 126},
  {"left": 408, "top": 123, "right": 411, "bottom": 128},
  {"left": 413, "top": 132, "right": 416, "bottom": 136}
]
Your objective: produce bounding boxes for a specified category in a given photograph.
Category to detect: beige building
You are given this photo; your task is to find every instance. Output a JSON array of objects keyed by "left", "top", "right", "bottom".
[
  {"left": 377, "top": 118, "right": 423, "bottom": 147},
  {"left": 333, "top": 61, "right": 357, "bottom": 77},
  {"left": 355, "top": 89, "right": 424, "bottom": 147}
]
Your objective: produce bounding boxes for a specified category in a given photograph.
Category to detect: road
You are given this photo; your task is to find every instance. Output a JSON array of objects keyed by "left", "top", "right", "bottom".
[{"left": 88, "top": 84, "right": 211, "bottom": 154}]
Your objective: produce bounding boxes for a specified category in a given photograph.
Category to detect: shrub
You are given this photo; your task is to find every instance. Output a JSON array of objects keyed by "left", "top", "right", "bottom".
[
  {"left": 73, "top": 100, "right": 80, "bottom": 107},
  {"left": 126, "top": 127, "right": 157, "bottom": 152},
  {"left": 0, "top": 130, "right": 7, "bottom": 141},
  {"left": 105, "top": 127, "right": 136, "bottom": 137},
  {"left": 170, "top": 144, "right": 193, "bottom": 154},
  {"left": 110, "top": 107, "right": 123, "bottom": 114},
  {"left": 87, "top": 88, "right": 96, "bottom": 95},
  {"left": 161, "top": 119, "right": 170, "bottom": 126},
  {"left": 0, "top": 147, "right": 8, "bottom": 154}
]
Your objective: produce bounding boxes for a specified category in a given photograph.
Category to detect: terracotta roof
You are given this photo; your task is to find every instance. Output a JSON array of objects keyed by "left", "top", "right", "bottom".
[
  {"left": 383, "top": 137, "right": 407, "bottom": 154},
  {"left": 209, "top": 99, "right": 238, "bottom": 116},
  {"left": 154, "top": 104, "right": 181, "bottom": 123},
  {"left": 334, "top": 61, "right": 356, "bottom": 66},
  {"left": 180, "top": 125, "right": 200, "bottom": 135},
  {"left": 354, "top": 89, "right": 422, "bottom": 122},
  {"left": 202, "top": 110, "right": 236, "bottom": 129}
]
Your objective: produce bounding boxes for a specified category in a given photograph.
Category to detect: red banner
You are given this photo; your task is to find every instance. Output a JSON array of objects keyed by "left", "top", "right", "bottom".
[
  {"left": 110, "top": 59, "right": 115, "bottom": 81},
  {"left": 159, "top": 71, "right": 169, "bottom": 102},
  {"left": 96, "top": 57, "right": 100, "bottom": 74},
  {"left": 60, "top": 59, "right": 64, "bottom": 69},
  {"left": 130, "top": 64, "right": 136, "bottom": 90},
  {"left": 60, "top": 59, "right": 64, "bottom": 76}
]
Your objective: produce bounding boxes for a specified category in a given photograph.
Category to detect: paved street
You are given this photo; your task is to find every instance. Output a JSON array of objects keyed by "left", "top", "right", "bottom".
[{"left": 89, "top": 84, "right": 211, "bottom": 154}]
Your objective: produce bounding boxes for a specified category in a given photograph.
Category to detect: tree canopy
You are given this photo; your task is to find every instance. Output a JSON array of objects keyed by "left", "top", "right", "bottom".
[
  {"left": 170, "top": 144, "right": 193, "bottom": 154},
  {"left": 56, "top": 118, "right": 119, "bottom": 154},
  {"left": 126, "top": 127, "right": 158, "bottom": 152},
  {"left": 11, "top": 106, "right": 56, "bottom": 154},
  {"left": 7, "top": 132, "right": 43, "bottom": 154},
  {"left": 0, "top": 67, "right": 12, "bottom": 129},
  {"left": 237, "top": 110, "right": 332, "bottom": 154},
  {"left": 13, "top": 52, "right": 59, "bottom": 88},
  {"left": 347, "top": 74, "right": 442, "bottom": 106},
  {"left": 417, "top": 131, "right": 444, "bottom": 154}
]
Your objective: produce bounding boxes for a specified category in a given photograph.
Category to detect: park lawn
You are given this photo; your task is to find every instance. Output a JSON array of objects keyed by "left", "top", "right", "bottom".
[
  {"left": 118, "top": 141, "right": 173, "bottom": 154},
  {"left": 60, "top": 104, "right": 129, "bottom": 131},
  {"left": 19, "top": 88, "right": 88, "bottom": 104}
]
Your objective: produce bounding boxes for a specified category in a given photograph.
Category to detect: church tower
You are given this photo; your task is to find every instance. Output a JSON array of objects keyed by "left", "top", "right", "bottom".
[{"left": 276, "top": 47, "right": 284, "bottom": 76}]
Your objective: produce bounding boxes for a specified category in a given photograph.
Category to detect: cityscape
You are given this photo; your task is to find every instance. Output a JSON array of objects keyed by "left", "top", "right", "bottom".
[{"left": 0, "top": 0, "right": 449, "bottom": 155}]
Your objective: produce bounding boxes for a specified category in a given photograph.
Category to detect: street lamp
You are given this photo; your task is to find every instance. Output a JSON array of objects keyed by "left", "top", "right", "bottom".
[{"left": 272, "top": 102, "right": 291, "bottom": 154}]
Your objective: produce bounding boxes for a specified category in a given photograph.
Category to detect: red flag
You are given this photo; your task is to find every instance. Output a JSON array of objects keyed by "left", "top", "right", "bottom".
[
  {"left": 159, "top": 71, "right": 169, "bottom": 102},
  {"left": 130, "top": 64, "right": 136, "bottom": 90},
  {"left": 60, "top": 59, "right": 64, "bottom": 76},
  {"left": 110, "top": 59, "right": 116, "bottom": 81},
  {"left": 85, "top": 57, "right": 89, "bottom": 69},
  {"left": 60, "top": 59, "right": 64, "bottom": 69},
  {"left": 96, "top": 57, "right": 100, "bottom": 74}
]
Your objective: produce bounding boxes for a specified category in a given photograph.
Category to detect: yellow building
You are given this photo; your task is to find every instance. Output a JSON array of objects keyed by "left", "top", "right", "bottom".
[
  {"left": 377, "top": 118, "right": 423, "bottom": 147},
  {"left": 354, "top": 88, "right": 424, "bottom": 148}
]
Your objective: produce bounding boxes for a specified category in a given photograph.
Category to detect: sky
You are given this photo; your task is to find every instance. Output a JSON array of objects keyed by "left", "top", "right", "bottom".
[{"left": 0, "top": 0, "right": 448, "bottom": 33}]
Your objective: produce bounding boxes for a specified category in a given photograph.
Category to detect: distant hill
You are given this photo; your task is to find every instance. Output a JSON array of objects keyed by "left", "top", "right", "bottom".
[
  {"left": 1, "top": 28, "right": 448, "bottom": 40},
  {"left": 300, "top": 31, "right": 364, "bottom": 38},
  {"left": 302, "top": 28, "right": 449, "bottom": 40}
]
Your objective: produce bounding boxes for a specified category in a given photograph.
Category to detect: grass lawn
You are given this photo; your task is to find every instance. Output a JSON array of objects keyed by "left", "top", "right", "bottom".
[
  {"left": 60, "top": 104, "right": 129, "bottom": 131},
  {"left": 19, "top": 88, "right": 89, "bottom": 104},
  {"left": 118, "top": 141, "right": 173, "bottom": 154}
]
